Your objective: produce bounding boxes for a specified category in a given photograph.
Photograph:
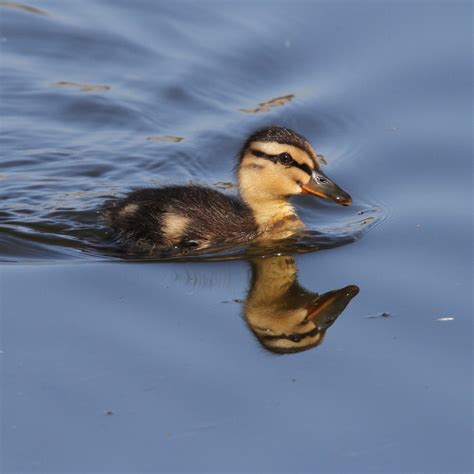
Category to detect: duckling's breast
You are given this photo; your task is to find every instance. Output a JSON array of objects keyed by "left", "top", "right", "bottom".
[{"left": 258, "top": 214, "right": 305, "bottom": 241}]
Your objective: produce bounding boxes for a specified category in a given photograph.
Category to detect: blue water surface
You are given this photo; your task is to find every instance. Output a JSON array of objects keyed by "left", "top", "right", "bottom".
[{"left": 1, "top": 1, "right": 472, "bottom": 472}]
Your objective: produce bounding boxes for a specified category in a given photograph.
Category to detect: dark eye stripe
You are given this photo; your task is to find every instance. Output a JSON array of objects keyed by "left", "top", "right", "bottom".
[
  {"left": 250, "top": 149, "right": 276, "bottom": 161},
  {"left": 292, "top": 161, "right": 312, "bottom": 176},
  {"left": 250, "top": 149, "right": 312, "bottom": 176},
  {"left": 261, "top": 326, "right": 321, "bottom": 342}
]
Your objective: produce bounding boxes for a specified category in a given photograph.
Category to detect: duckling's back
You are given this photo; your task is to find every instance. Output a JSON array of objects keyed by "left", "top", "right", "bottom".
[{"left": 103, "top": 185, "right": 258, "bottom": 253}]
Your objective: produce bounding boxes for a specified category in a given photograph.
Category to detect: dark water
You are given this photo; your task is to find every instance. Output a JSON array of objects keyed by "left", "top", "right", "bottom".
[{"left": 1, "top": 1, "right": 472, "bottom": 472}]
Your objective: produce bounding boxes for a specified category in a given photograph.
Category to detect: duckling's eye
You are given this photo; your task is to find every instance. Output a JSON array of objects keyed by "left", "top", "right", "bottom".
[
  {"left": 289, "top": 334, "right": 302, "bottom": 343},
  {"left": 278, "top": 153, "right": 293, "bottom": 165}
]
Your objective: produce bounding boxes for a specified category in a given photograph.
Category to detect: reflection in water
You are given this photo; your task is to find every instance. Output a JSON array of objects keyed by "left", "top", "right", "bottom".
[{"left": 244, "top": 257, "right": 359, "bottom": 354}]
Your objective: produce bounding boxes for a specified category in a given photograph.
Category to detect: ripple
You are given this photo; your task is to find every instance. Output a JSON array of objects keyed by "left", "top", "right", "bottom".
[
  {"left": 93, "top": 205, "right": 385, "bottom": 264},
  {"left": 0, "top": 1, "right": 48, "bottom": 16}
]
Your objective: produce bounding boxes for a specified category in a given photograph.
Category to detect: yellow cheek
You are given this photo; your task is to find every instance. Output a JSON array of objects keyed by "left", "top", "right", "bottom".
[
  {"left": 240, "top": 155, "right": 313, "bottom": 197},
  {"left": 267, "top": 173, "right": 302, "bottom": 196}
]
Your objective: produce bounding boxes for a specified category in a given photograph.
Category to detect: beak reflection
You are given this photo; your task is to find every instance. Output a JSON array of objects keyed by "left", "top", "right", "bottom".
[{"left": 244, "top": 257, "right": 359, "bottom": 354}]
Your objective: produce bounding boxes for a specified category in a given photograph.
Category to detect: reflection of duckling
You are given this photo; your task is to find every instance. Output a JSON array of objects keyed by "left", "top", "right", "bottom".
[
  {"left": 103, "top": 126, "right": 352, "bottom": 252},
  {"left": 245, "top": 257, "right": 359, "bottom": 354}
]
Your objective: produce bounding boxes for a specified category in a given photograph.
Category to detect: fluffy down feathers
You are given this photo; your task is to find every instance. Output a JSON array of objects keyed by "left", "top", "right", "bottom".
[{"left": 103, "top": 185, "right": 258, "bottom": 252}]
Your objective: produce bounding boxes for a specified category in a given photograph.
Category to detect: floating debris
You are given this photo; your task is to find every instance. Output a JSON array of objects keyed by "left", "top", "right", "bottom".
[
  {"left": 240, "top": 94, "right": 294, "bottom": 114},
  {"left": 52, "top": 81, "right": 111, "bottom": 93},
  {"left": 221, "top": 299, "right": 243, "bottom": 304},
  {"left": 316, "top": 154, "right": 328, "bottom": 165},
  {"left": 366, "top": 312, "right": 392, "bottom": 319},
  {"left": 146, "top": 135, "right": 184, "bottom": 143},
  {"left": 214, "top": 181, "right": 235, "bottom": 190},
  {"left": 105, "top": 410, "right": 114, "bottom": 416},
  {"left": 357, "top": 208, "right": 380, "bottom": 216},
  {"left": 0, "top": 1, "right": 48, "bottom": 16},
  {"left": 435, "top": 317, "right": 454, "bottom": 321}
]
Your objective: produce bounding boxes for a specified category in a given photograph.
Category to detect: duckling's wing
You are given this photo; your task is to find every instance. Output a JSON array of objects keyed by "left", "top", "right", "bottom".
[{"left": 102, "top": 185, "right": 257, "bottom": 252}]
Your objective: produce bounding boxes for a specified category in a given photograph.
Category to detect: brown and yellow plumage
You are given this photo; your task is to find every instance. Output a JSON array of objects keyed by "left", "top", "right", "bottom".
[{"left": 102, "top": 126, "right": 352, "bottom": 253}]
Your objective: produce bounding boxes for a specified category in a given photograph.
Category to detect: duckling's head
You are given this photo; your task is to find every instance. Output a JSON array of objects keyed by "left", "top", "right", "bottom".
[{"left": 238, "top": 126, "right": 352, "bottom": 212}]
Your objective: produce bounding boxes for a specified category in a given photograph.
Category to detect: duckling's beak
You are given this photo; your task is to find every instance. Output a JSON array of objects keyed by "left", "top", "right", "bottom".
[
  {"left": 306, "top": 285, "right": 360, "bottom": 329},
  {"left": 301, "top": 170, "right": 352, "bottom": 206}
]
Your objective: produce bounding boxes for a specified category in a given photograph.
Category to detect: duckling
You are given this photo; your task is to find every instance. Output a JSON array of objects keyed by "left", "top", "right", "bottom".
[
  {"left": 103, "top": 126, "right": 352, "bottom": 253},
  {"left": 245, "top": 256, "right": 359, "bottom": 354}
]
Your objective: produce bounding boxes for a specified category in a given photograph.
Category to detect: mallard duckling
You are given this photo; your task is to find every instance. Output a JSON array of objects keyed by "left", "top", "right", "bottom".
[{"left": 103, "top": 126, "right": 352, "bottom": 252}]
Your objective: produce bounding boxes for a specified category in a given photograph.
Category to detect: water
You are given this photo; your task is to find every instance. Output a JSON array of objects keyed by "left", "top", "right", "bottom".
[{"left": 1, "top": 1, "right": 472, "bottom": 472}]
